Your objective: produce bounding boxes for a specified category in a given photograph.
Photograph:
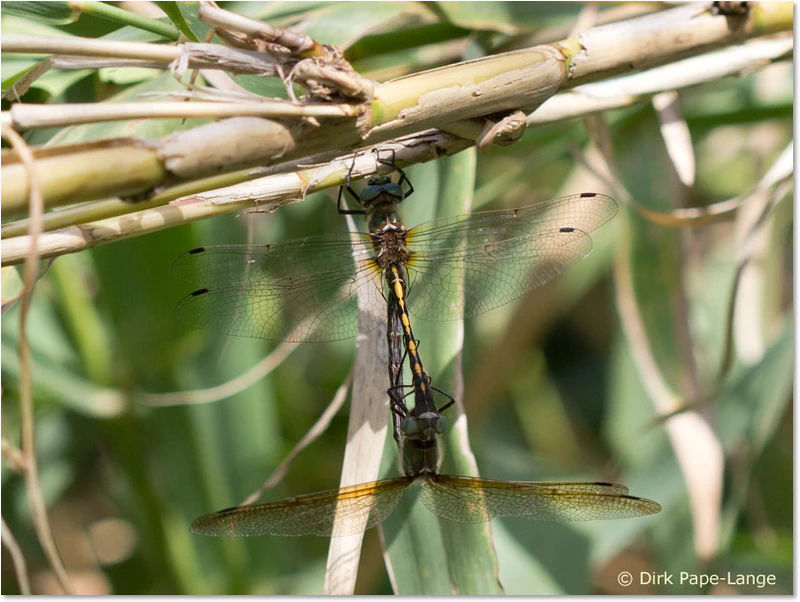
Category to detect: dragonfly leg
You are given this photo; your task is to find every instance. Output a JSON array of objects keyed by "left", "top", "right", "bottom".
[
  {"left": 430, "top": 386, "right": 456, "bottom": 414},
  {"left": 374, "top": 148, "right": 414, "bottom": 199},
  {"left": 338, "top": 155, "right": 367, "bottom": 215},
  {"left": 387, "top": 383, "right": 413, "bottom": 399},
  {"left": 387, "top": 383, "right": 415, "bottom": 413},
  {"left": 396, "top": 168, "right": 414, "bottom": 199}
]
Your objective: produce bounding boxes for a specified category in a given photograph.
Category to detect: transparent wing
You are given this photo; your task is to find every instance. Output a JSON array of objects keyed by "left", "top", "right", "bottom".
[
  {"left": 173, "top": 233, "right": 386, "bottom": 342},
  {"left": 403, "top": 193, "right": 618, "bottom": 320},
  {"left": 191, "top": 477, "right": 413, "bottom": 538},
  {"left": 173, "top": 193, "right": 617, "bottom": 341},
  {"left": 419, "top": 475, "right": 661, "bottom": 523}
]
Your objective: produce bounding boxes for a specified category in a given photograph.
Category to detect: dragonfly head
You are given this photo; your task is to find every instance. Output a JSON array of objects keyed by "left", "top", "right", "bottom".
[
  {"left": 361, "top": 176, "right": 404, "bottom": 199},
  {"left": 359, "top": 176, "right": 406, "bottom": 212},
  {"left": 400, "top": 410, "right": 448, "bottom": 443}
]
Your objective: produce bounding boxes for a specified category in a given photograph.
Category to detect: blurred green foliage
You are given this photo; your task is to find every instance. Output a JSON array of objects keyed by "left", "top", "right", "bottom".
[{"left": 1, "top": 1, "right": 793, "bottom": 595}]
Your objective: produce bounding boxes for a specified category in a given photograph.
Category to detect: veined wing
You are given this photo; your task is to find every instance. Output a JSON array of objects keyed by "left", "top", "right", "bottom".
[
  {"left": 521, "top": 481, "right": 631, "bottom": 495},
  {"left": 173, "top": 233, "right": 387, "bottom": 342},
  {"left": 403, "top": 193, "right": 618, "bottom": 321},
  {"left": 191, "top": 476, "right": 413, "bottom": 537},
  {"left": 172, "top": 233, "right": 373, "bottom": 287},
  {"left": 419, "top": 475, "right": 661, "bottom": 524}
]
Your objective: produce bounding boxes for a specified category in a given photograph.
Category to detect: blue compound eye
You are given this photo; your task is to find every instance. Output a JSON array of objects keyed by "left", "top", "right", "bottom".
[
  {"left": 401, "top": 416, "right": 420, "bottom": 436},
  {"left": 383, "top": 182, "right": 405, "bottom": 199},
  {"left": 360, "top": 184, "right": 382, "bottom": 201},
  {"left": 435, "top": 415, "right": 448, "bottom": 435}
]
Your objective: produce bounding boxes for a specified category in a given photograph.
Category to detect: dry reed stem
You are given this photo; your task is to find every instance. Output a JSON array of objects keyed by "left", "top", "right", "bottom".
[
  {"left": 323, "top": 211, "right": 390, "bottom": 595},
  {"left": 0, "top": 124, "right": 73, "bottom": 593},
  {"left": 2, "top": 100, "right": 364, "bottom": 130},
  {"left": 1, "top": 3, "right": 790, "bottom": 214},
  {"left": 1, "top": 517, "right": 31, "bottom": 595},
  {"left": 0, "top": 132, "right": 473, "bottom": 266},
  {"left": 581, "top": 114, "right": 724, "bottom": 562},
  {"left": 615, "top": 241, "right": 724, "bottom": 562}
]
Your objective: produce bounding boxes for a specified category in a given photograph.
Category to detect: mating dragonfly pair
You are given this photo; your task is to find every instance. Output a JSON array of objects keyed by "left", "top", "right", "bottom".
[{"left": 176, "top": 153, "right": 660, "bottom": 538}]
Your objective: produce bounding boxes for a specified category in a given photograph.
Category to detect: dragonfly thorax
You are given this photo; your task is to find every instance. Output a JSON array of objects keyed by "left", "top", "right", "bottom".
[
  {"left": 372, "top": 221, "right": 410, "bottom": 269},
  {"left": 366, "top": 202, "right": 404, "bottom": 233},
  {"left": 399, "top": 428, "right": 443, "bottom": 477}
]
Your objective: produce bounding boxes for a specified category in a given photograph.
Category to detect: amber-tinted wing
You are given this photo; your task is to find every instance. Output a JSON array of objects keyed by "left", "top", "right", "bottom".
[
  {"left": 516, "top": 481, "right": 632, "bottom": 495},
  {"left": 419, "top": 475, "right": 661, "bottom": 523},
  {"left": 403, "top": 193, "right": 618, "bottom": 321},
  {"left": 190, "top": 476, "right": 413, "bottom": 537}
]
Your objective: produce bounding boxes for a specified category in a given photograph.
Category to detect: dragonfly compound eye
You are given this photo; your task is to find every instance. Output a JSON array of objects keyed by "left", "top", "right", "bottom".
[
  {"left": 360, "top": 185, "right": 383, "bottom": 202},
  {"left": 383, "top": 182, "right": 405, "bottom": 199},
  {"left": 400, "top": 416, "right": 420, "bottom": 436}
]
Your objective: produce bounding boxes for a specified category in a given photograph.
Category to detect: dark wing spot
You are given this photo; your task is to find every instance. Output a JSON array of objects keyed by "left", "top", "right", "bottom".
[
  {"left": 188, "top": 247, "right": 206, "bottom": 254},
  {"left": 559, "top": 227, "right": 576, "bottom": 233},
  {"left": 579, "top": 192, "right": 597, "bottom": 198},
  {"left": 190, "top": 288, "right": 210, "bottom": 297}
]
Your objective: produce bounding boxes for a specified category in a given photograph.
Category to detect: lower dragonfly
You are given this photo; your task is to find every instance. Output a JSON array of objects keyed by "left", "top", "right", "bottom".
[
  {"left": 190, "top": 359, "right": 660, "bottom": 538},
  {"left": 191, "top": 421, "right": 660, "bottom": 538}
]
